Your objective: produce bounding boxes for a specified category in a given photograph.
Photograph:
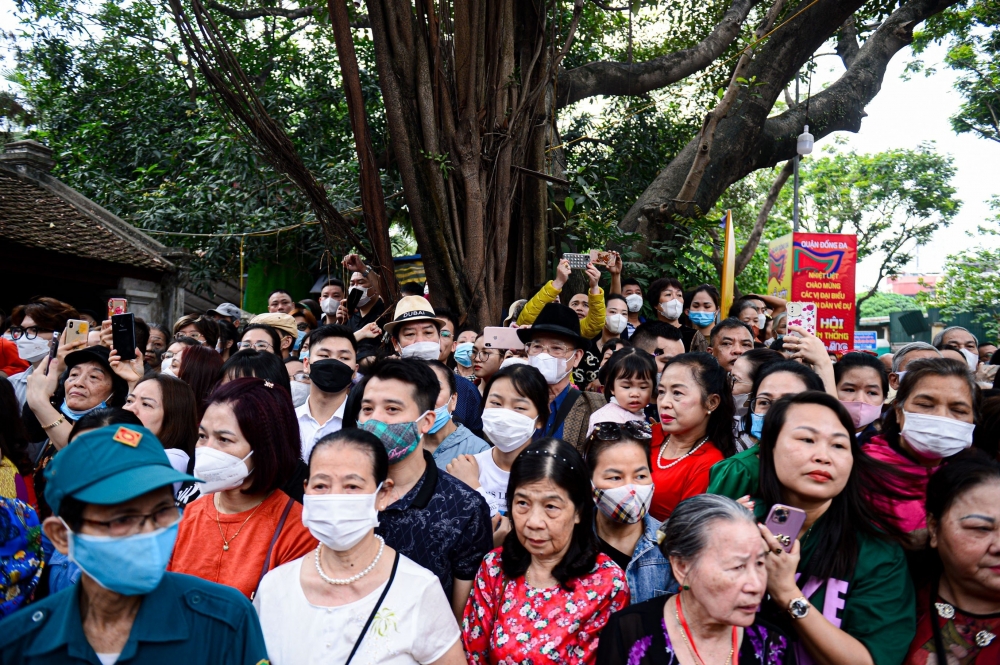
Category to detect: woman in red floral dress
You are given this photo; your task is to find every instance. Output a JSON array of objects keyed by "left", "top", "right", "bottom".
[{"left": 462, "top": 438, "right": 629, "bottom": 664}]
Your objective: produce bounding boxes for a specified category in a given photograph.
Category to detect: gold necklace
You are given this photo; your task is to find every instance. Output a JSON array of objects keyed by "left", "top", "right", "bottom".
[{"left": 215, "top": 494, "right": 266, "bottom": 552}]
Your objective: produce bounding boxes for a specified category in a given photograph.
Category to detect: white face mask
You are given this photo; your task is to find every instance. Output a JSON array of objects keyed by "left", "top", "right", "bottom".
[
  {"left": 400, "top": 341, "right": 441, "bottom": 361},
  {"left": 320, "top": 297, "right": 340, "bottom": 316},
  {"left": 900, "top": 410, "right": 975, "bottom": 459},
  {"left": 16, "top": 336, "right": 50, "bottom": 363},
  {"left": 961, "top": 348, "right": 979, "bottom": 373},
  {"left": 349, "top": 286, "right": 372, "bottom": 308},
  {"left": 193, "top": 447, "right": 254, "bottom": 494},
  {"left": 605, "top": 313, "right": 628, "bottom": 335},
  {"left": 625, "top": 294, "right": 644, "bottom": 314},
  {"left": 302, "top": 485, "right": 381, "bottom": 552},
  {"left": 482, "top": 408, "right": 537, "bottom": 452},
  {"left": 529, "top": 352, "right": 570, "bottom": 385},
  {"left": 659, "top": 299, "right": 683, "bottom": 321},
  {"left": 290, "top": 380, "right": 311, "bottom": 407},
  {"left": 757, "top": 313, "right": 767, "bottom": 330},
  {"left": 160, "top": 357, "right": 177, "bottom": 378}
]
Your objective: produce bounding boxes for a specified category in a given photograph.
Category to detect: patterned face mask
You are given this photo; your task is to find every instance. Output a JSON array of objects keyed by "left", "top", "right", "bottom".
[
  {"left": 592, "top": 483, "right": 654, "bottom": 524},
  {"left": 359, "top": 411, "right": 431, "bottom": 464}
]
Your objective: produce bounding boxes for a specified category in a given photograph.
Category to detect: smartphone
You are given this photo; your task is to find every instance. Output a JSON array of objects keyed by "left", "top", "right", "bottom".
[
  {"left": 483, "top": 326, "right": 525, "bottom": 350},
  {"left": 562, "top": 253, "right": 590, "bottom": 270},
  {"left": 763, "top": 504, "right": 807, "bottom": 552},
  {"left": 108, "top": 298, "right": 128, "bottom": 318},
  {"left": 64, "top": 319, "right": 90, "bottom": 346},
  {"left": 786, "top": 302, "right": 817, "bottom": 336},
  {"left": 589, "top": 250, "right": 612, "bottom": 267},
  {"left": 48, "top": 331, "right": 60, "bottom": 361},
  {"left": 345, "top": 287, "right": 363, "bottom": 314},
  {"left": 111, "top": 313, "right": 137, "bottom": 361}
]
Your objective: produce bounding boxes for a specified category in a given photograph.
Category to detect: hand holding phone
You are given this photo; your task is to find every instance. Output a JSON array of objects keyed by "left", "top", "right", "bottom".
[
  {"left": 763, "top": 504, "right": 807, "bottom": 553},
  {"left": 64, "top": 320, "right": 90, "bottom": 347},
  {"left": 111, "top": 313, "right": 137, "bottom": 361},
  {"left": 562, "top": 253, "right": 590, "bottom": 270},
  {"left": 108, "top": 298, "right": 128, "bottom": 318},
  {"left": 483, "top": 326, "right": 524, "bottom": 350},
  {"left": 786, "top": 302, "right": 817, "bottom": 336}
]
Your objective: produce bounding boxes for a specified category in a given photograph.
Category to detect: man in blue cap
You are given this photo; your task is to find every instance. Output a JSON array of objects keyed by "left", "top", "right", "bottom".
[{"left": 0, "top": 424, "right": 270, "bottom": 664}]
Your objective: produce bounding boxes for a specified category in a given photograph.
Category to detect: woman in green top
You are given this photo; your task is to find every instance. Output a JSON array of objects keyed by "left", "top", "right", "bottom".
[
  {"left": 755, "top": 390, "right": 914, "bottom": 665},
  {"left": 708, "top": 361, "right": 825, "bottom": 501}
]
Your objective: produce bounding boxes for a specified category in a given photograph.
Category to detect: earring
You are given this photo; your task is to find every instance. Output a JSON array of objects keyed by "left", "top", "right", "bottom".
[{"left": 682, "top": 584, "right": 690, "bottom": 591}]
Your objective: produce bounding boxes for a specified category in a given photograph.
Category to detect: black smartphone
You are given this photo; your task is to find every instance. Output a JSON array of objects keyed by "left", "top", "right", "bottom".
[
  {"left": 48, "top": 331, "right": 60, "bottom": 361},
  {"left": 346, "top": 287, "right": 363, "bottom": 314},
  {"left": 111, "top": 313, "right": 137, "bottom": 361}
]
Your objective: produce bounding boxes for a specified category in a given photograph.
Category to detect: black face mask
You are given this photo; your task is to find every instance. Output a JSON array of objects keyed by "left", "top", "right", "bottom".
[{"left": 308, "top": 359, "right": 355, "bottom": 394}]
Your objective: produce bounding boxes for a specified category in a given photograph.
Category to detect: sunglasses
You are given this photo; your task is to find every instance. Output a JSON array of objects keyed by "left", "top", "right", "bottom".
[{"left": 589, "top": 420, "right": 653, "bottom": 442}]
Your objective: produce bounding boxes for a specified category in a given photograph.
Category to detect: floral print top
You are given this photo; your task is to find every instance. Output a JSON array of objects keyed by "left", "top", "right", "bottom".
[
  {"left": 595, "top": 596, "right": 795, "bottom": 665},
  {"left": 462, "top": 549, "right": 629, "bottom": 665}
]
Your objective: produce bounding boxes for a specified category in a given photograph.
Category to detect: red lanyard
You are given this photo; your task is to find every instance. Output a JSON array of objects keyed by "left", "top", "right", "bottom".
[{"left": 676, "top": 594, "right": 739, "bottom": 665}]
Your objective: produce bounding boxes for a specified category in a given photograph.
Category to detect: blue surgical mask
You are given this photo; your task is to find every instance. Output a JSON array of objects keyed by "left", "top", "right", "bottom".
[
  {"left": 293, "top": 329, "right": 306, "bottom": 351},
  {"left": 427, "top": 404, "right": 452, "bottom": 434},
  {"left": 750, "top": 412, "right": 765, "bottom": 439},
  {"left": 688, "top": 311, "right": 717, "bottom": 328},
  {"left": 60, "top": 399, "right": 108, "bottom": 420},
  {"left": 65, "top": 519, "right": 180, "bottom": 596},
  {"left": 454, "top": 342, "right": 475, "bottom": 368}
]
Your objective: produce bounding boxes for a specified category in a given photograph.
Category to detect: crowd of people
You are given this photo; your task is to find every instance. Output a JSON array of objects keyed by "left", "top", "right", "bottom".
[{"left": 0, "top": 249, "right": 999, "bottom": 665}]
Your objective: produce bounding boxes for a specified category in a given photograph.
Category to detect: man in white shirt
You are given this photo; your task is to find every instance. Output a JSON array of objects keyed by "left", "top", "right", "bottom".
[{"left": 295, "top": 326, "right": 358, "bottom": 461}]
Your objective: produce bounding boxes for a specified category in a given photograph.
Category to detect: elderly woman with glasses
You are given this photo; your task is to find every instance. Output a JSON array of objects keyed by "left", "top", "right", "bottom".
[{"left": 586, "top": 419, "right": 677, "bottom": 604}]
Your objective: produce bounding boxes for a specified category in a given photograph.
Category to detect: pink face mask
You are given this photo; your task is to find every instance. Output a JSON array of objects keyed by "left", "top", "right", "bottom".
[{"left": 840, "top": 400, "right": 882, "bottom": 430}]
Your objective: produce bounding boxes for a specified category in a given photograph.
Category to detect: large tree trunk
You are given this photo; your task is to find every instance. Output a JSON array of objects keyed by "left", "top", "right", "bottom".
[{"left": 365, "top": 0, "right": 556, "bottom": 327}]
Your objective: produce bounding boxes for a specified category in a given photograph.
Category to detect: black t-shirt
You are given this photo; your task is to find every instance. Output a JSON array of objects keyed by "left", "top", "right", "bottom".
[{"left": 599, "top": 536, "right": 633, "bottom": 573}]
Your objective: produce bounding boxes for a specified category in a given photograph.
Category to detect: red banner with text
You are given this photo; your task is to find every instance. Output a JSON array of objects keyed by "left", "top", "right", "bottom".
[{"left": 767, "top": 233, "right": 857, "bottom": 353}]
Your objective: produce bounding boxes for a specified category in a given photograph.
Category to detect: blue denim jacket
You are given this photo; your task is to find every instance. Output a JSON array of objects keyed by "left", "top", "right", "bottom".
[{"left": 626, "top": 515, "right": 678, "bottom": 604}]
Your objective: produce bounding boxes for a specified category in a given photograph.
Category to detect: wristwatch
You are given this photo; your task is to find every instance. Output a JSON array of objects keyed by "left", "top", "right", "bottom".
[
  {"left": 788, "top": 597, "right": 810, "bottom": 620},
  {"left": 362, "top": 265, "right": 373, "bottom": 277}
]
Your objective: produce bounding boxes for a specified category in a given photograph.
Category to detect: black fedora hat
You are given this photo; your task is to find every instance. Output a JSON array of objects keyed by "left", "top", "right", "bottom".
[{"left": 517, "top": 303, "right": 588, "bottom": 349}]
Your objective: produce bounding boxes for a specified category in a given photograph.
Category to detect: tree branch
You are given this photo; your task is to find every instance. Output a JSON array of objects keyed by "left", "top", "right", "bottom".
[
  {"left": 757, "top": 0, "right": 961, "bottom": 169},
  {"left": 835, "top": 15, "right": 860, "bottom": 68},
  {"left": 205, "top": 0, "right": 318, "bottom": 20},
  {"left": 556, "top": 0, "right": 763, "bottom": 108},
  {"left": 735, "top": 160, "right": 793, "bottom": 274}
]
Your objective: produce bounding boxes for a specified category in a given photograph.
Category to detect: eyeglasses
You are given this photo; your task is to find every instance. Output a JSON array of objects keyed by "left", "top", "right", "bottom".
[
  {"left": 238, "top": 341, "right": 273, "bottom": 351},
  {"left": 749, "top": 396, "right": 774, "bottom": 415},
  {"left": 80, "top": 505, "right": 181, "bottom": 537},
  {"left": 176, "top": 331, "right": 204, "bottom": 341},
  {"left": 292, "top": 372, "right": 311, "bottom": 383},
  {"left": 8, "top": 326, "right": 52, "bottom": 340},
  {"left": 473, "top": 349, "right": 499, "bottom": 361},
  {"left": 588, "top": 421, "right": 653, "bottom": 442},
  {"left": 296, "top": 323, "right": 310, "bottom": 331},
  {"left": 525, "top": 341, "right": 575, "bottom": 358},
  {"left": 440, "top": 330, "right": 452, "bottom": 339}
]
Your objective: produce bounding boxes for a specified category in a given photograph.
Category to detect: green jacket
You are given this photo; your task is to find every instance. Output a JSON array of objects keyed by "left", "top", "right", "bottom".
[
  {"left": 755, "top": 507, "right": 916, "bottom": 665},
  {"left": 0, "top": 572, "right": 269, "bottom": 665},
  {"left": 707, "top": 443, "right": 760, "bottom": 499}
]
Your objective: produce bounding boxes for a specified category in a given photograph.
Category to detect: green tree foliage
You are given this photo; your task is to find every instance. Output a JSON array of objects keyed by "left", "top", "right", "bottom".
[
  {"left": 914, "top": 0, "right": 1000, "bottom": 144},
  {"left": 934, "top": 199, "right": 1000, "bottom": 337},
  {"left": 795, "top": 143, "right": 961, "bottom": 310},
  {"left": 5, "top": 0, "right": 396, "bottom": 291},
  {"left": 857, "top": 291, "right": 923, "bottom": 318}
]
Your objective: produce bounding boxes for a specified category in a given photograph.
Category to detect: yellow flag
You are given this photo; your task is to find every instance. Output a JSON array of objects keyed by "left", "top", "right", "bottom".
[{"left": 720, "top": 210, "right": 736, "bottom": 317}]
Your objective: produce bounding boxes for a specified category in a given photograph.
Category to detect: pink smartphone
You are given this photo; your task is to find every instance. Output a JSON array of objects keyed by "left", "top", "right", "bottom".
[
  {"left": 786, "top": 302, "right": 817, "bottom": 336},
  {"left": 483, "top": 326, "right": 524, "bottom": 350},
  {"left": 763, "top": 504, "right": 807, "bottom": 552}
]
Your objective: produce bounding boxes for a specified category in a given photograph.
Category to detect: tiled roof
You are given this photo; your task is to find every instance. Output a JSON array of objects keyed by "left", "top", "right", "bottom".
[{"left": 0, "top": 168, "right": 169, "bottom": 271}]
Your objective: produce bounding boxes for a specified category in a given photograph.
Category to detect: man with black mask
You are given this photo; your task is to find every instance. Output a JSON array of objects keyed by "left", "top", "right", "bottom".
[{"left": 296, "top": 326, "right": 358, "bottom": 461}]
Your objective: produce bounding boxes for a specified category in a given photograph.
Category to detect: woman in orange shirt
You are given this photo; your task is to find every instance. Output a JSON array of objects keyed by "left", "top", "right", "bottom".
[
  {"left": 649, "top": 352, "right": 735, "bottom": 520},
  {"left": 169, "top": 377, "right": 316, "bottom": 598}
]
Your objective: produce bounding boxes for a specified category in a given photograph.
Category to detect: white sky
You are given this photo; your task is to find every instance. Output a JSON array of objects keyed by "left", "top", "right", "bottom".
[{"left": 2, "top": 3, "right": 997, "bottom": 293}]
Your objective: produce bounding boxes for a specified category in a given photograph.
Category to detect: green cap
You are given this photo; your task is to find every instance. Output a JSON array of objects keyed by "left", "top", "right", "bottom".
[{"left": 44, "top": 424, "right": 199, "bottom": 516}]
